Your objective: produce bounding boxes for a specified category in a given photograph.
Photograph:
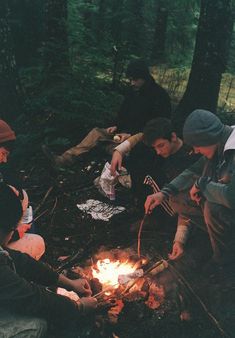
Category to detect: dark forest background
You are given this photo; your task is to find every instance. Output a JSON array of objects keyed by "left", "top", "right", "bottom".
[{"left": 0, "top": 0, "right": 235, "bottom": 166}]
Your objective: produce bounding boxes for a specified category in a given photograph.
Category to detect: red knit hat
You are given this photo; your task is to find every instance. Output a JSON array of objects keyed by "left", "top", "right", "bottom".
[{"left": 0, "top": 120, "right": 16, "bottom": 144}]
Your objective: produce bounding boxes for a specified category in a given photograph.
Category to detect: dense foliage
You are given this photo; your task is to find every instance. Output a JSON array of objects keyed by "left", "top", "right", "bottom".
[{"left": 0, "top": 0, "right": 234, "bottom": 164}]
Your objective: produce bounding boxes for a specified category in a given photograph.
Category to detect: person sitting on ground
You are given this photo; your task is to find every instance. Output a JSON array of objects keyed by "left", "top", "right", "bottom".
[
  {"left": 0, "top": 183, "right": 97, "bottom": 338},
  {"left": 145, "top": 110, "right": 235, "bottom": 270},
  {"left": 0, "top": 119, "right": 45, "bottom": 259},
  {"left": 42, "top": 59, "right": 171, "bottom": 168},
  {"left": 110, "top": 118, "right": 199, "bottom": 210}
]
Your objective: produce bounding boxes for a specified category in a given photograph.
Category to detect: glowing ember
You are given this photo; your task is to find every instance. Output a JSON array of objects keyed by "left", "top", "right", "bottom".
[{"left": 92, "top": 258, "right": 136, "bottom": 287}]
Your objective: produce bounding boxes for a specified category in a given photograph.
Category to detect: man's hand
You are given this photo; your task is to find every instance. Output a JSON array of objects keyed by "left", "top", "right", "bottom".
[
  {"left": 77, "top": 297, "right": 98, "bottom": 313},
  {"left": 190, "top": 184, "right": 201, "bottom": 205},
  {"left": 106, "top": 126, "right": 117, "bottom": 134},
  {"left": 144, "top": 192, "right": 165, "bottom": 214},
  {"left": 168, "top": 242, "right": 184, "bottom": 260},
  {"left": 110, "top": 150, "right": 123, "bottom": 176},
  {"left": 70, "top": 278, "right": 92, "bottom": 296},
  {"left": 113, "top": 133, "right": 131, "bottom": 143},
  {"left": 58, "top": 274, "right": 92, "bottom": 296}
]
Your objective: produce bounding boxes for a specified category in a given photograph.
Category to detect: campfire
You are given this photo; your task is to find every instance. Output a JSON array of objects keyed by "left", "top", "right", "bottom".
[
  {"left": 92, "top": 258, "right": 143, "bottom": 290},
  {"left": 65, "top": 248, "right": 169, "bottom": 325}
]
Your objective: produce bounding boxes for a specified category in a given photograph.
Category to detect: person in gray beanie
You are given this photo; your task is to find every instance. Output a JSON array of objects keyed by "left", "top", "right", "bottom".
[{"left": 145, "top": 109, "right": 235, "bottom": 272}]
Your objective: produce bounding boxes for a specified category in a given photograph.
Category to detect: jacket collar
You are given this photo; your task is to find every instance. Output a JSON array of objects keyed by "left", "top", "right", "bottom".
[{"left": 223, "top": 126, "right": 235, "bottom": 153}]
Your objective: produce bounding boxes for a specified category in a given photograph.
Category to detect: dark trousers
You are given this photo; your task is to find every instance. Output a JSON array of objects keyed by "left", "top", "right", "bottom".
[{"left": 171, "top": 191, "right": 235, "bottom": 265}]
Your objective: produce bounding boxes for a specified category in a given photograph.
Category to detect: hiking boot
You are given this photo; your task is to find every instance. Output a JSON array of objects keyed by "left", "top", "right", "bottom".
[{"left": 41, "top": 144, "right": 68, "bottom": 169}]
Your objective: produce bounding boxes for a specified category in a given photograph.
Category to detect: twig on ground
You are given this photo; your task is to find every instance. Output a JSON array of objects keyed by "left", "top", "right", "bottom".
[
  {"left": 50, "top": 197, "right": 58, "bottom": 215},
  {"left": 34, "top": 186, "right": 53, "bottom": 215},
  {"left": 34, "top": 209, "right": 50, "bottom": 222}
]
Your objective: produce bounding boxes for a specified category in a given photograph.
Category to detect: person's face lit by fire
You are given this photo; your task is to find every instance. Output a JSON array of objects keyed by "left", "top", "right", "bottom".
[
  {"left": 193, "top": 144, "right": 218, "bottom": 159},
  {"left": 0, "top": 147, "right": 10, "bottom": 163},
  {"left": 152, "top": 133, "right": 178, "bottom": 158}
]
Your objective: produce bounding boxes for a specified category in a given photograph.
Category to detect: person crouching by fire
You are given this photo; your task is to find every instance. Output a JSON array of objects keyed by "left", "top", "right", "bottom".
[
  {"left": 0, "top": 183, "right": 97, "bottom": 338},
  {"left": 145, "top": 110, "right": 235, "bottom": 274}
]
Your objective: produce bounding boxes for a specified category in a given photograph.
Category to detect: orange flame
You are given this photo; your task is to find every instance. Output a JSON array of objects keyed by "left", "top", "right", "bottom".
[{"left": 92, "top": 258, "right": 136, "bottom": 287}]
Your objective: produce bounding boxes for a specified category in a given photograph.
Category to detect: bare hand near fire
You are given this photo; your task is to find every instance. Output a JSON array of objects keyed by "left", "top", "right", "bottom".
[
  {"left": 144, "top": 192, "right": 165, "bottom": 214},
  {"left": 190, "top": 184, "right": 201, "bottom": 205},
  {"left": 168, "top": 242, "right": 184, "bottom": 260},
  {"left": 70, "top": 278, "right": 92, "bottom": 296},
  {"left": 110, "top": 150, "right": 123, "bottom": 176},
  {"left": 78, "top": 297, "right": 98, "bottom": 313}
]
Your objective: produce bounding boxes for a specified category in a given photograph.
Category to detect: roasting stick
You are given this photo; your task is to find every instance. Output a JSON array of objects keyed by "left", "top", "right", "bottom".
[
  {"left": 93, "top": 283, "right": 120, "bottom": 298},
  {"left": 137, "top": 214, "right": 148, "bottom": 257},
  {"left": 122, "top": 259, "right": 168, "bottom": 295}
]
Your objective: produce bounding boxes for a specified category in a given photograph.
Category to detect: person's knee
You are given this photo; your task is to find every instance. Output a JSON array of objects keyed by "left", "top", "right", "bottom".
[
  {"left": 32, "top": 234, "right": 46, "bottom": 260},
  {"left": 30, "top": 318, "right": 48, "bottom": 338},
  {"left": 0, "top": 314, "right": 47, "bottom": 338}
]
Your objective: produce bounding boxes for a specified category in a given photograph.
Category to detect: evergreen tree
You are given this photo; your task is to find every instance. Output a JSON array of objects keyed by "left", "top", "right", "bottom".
[
  {"left": 173, "top": 0, "right": 233, "bottom": 132},
  {"left": 0, "top": 0, "right": 23, "bottom": 122},
  {"left": 43, "top": 0, "right": 69, "bottom": 79}
]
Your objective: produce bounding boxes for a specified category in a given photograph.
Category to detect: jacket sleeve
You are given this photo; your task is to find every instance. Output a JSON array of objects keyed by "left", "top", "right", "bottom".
[
  {"left": 161, "top": 157, "right": 206, "bottom": 196},
  {"left": 198, "top": 153, "right": 235, "bottom": 209},
  {"left": 6, "top": 248, "right": 58, "bottom": 286},
  {"left": 114, "top": 133, "right": 143, "bottom": 156},
  {"left": 0, "top": 253, "right": 81, "bottom": 326}
]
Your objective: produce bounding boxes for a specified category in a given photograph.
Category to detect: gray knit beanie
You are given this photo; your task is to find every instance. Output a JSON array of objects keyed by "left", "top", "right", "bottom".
[{"left": 183, "top": 109, "right": 224, "bottom": 146}]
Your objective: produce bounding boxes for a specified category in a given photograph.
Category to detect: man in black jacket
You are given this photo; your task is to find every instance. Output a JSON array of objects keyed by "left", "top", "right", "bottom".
[
  {"left": 0, "top": 183, "right": 97, "bottom": 338},
  {"left": 42, "top": 59, "right": 171, "bottom": 167}
]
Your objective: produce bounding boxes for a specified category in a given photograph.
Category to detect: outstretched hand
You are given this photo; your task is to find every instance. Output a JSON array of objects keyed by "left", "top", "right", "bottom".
[
  {"left": 70, "top": 278, "right": 92, "bottom": 297},
  {"left": 110, "top": 150, "right": 123, "bottom": 176},
  {"left": 144, "top": 192, "right": 165, "bottom": 214},
  {"left": 168, "top": 242, "right": 184, "bottom": 260}
]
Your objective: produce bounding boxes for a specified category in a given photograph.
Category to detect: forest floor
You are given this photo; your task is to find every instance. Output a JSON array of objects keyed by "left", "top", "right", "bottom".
[{"left": 19, "top": 146, "right": 235, "bottom": 338}]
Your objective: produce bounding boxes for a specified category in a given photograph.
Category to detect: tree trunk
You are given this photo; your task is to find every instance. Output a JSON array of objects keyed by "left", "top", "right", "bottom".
[
  {"left": 152, "top": 0, "right": 168, "bottom": 63},
  {"left": 9, "top": 0, "right": 43, "bottom": 67},
  {"left": 43, "top": 0, "right": 69, "bottom": 79},
  {"left": 173, "top": 0, "right": 233, "bottom": 134},
  {"left": 0, "top": 0, "right": 22, "bottom": 122}
]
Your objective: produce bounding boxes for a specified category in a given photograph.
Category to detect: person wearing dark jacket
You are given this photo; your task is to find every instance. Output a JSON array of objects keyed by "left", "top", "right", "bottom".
[
  {"left": 0, "top": 183, "right": 97, "bottom": 338},
  {"left": 42, "top": 59, "right": 171, "bottom": 167}
]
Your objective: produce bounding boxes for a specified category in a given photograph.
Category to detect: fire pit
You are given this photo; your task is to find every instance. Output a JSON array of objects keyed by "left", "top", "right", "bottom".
[
  {"left": 68, "top": 248, "right": 169, "bottom": 325},
  {"left": 58, "top": 247, "right": 224, "bottom": 338}
]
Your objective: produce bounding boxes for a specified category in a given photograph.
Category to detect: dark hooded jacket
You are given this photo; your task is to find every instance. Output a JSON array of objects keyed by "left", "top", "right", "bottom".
[
  {"left": 116, "top": 76, "right": 171, "bottom": 134},
  {"left": 0, "top": 247, "right": 81, "bottom": 327}
]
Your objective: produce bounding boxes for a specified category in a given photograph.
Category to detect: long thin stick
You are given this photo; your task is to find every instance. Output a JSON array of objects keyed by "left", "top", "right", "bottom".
[
  {"left": 34, "top": 186, "right": 53, "bottom": 215},
  {"left": 122, "top": 259, "right": 167, "bottom": 295},
  {"left": 137, "top": 214, "right": 147, "bottom": 257},
  {"left": 93, "top": 283, "right": 120, "bottom": 298}
]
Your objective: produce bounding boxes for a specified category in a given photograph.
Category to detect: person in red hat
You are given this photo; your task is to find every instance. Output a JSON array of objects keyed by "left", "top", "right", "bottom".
[
  {"left": 0, "top": 119, "right": 45, "bottom": 260},
  {"left": 0, "top": 119, "right": 16, "bottom": 163}
]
